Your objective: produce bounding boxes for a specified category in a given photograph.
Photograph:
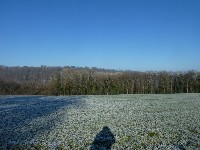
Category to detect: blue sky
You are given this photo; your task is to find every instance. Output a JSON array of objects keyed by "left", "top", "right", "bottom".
[{"left": 0, "top": 0, "right": 200, "bottom": 71}]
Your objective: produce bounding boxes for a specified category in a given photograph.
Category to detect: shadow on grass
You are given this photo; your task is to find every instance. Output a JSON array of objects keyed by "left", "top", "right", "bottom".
[
  {"left": 0, "top": 96, "right": 86, "bottom": 148},
  {"left": 90, "top": 126, "right": 115, "bottom": 150}
]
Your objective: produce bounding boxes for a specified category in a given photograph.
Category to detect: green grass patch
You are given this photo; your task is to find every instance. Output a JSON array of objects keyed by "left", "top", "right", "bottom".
[{"left": 147, "top": 131, "right": 159, "bottom": 137}]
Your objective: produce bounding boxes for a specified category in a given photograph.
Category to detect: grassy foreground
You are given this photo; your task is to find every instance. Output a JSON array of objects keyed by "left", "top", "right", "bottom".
[{"left": 0, "top": 94, "right": 200, "bottom": 149}]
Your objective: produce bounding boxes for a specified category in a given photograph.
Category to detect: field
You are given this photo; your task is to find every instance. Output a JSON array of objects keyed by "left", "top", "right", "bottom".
[{"left": 0, "top": 94, "right": 200, "bottom": 149}]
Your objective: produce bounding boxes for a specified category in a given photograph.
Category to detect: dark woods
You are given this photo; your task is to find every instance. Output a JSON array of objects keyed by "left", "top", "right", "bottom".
[{"left": 0, "top": 65, "right": 200, "bottom": 95}]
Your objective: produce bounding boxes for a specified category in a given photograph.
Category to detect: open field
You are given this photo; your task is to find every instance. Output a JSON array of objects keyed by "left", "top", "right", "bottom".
[{"left": 0, "top": 94, "right": 200, "bottom": 149}]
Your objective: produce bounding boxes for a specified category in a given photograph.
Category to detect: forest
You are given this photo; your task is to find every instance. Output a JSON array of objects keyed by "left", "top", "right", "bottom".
[{"left": 0, "top": 65, "right": 200, "bottom": 95}]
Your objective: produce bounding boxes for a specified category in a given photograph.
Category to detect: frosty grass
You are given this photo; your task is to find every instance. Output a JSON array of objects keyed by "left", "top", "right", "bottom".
[{"left": 0, "top": 94, "right": 200, "bottom": 149}]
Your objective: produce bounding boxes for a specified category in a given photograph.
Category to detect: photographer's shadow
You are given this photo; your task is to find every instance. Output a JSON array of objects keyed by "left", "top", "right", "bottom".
[{"left": 90, "top": 126, "right": 115, "bottom": 150}]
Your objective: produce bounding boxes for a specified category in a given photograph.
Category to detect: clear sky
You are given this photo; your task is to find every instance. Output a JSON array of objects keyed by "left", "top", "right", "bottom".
[{"left": 0, "top": 0, "right": 200, "bottom": 71}]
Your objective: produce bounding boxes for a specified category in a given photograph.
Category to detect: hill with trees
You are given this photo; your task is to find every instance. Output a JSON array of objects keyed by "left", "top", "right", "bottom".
[{"left": 0, "top": 65, "right": 200, "bottom": 95}]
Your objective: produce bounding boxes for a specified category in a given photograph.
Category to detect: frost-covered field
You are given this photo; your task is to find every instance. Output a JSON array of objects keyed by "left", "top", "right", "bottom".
[{"left": 0, "top": 94, "right": 200, "bottom": 149}]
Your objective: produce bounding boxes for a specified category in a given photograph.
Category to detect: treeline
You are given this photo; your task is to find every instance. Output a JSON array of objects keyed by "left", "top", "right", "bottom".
[{"left": 0, "top": 65, "right": 200, "bottom": 95}]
